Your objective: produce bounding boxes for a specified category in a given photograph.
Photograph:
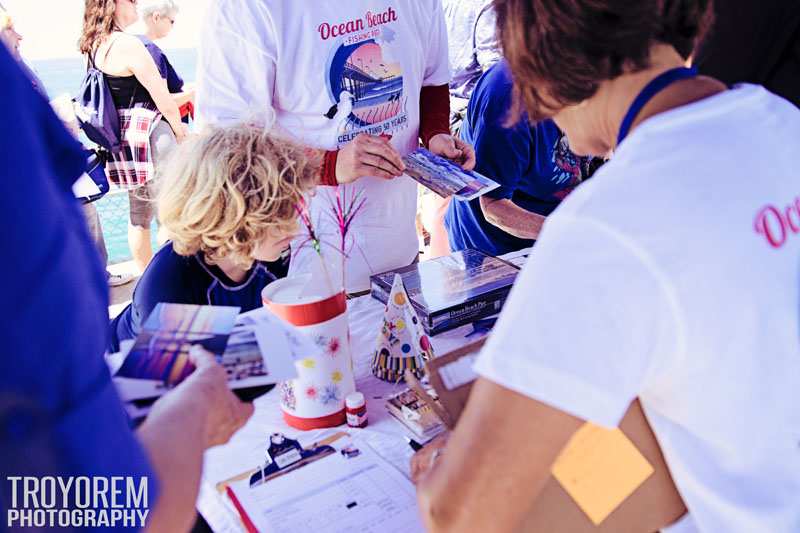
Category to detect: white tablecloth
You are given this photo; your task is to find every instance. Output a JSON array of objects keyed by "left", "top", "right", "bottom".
[{"left": 197, "top": 294, "right": 491, "bottom": 532}]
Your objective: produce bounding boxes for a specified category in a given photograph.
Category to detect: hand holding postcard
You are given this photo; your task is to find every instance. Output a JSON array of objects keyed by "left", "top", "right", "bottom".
[
  {"left": 403, "top": 147, "right": 499, "bottom": 200},
  {"left": 116, "top": 303, "right": 240, "bottom": 386},
  {"left": 112, "top": 305, "right": 314, "bottom": 403}
]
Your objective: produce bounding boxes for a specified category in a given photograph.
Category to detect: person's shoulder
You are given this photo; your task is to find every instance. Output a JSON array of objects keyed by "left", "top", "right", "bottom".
[
  {"left": 134, "top": 243, "right": 200, "bottom": 302},
  {"left": 205, "top": 0, "right": 278, "bottom": 36},
  {"left": 467, "top": 61, "right": 524, "bottom": 132},
  {"left": 113, "top": 32, "right": 144, "bottom": 47},
  {"left": 0, "top": 46, "right": 43, "bottom": 114},
  {"left": 472, "top": 61, "right": 514, "bottom": 107},
  {"left": 732, "top": 84, "right": 800, "bottom": 123},
  {"left": 112, "top": 32, "right": 149, "bottom": 55},
  {"left": 213, "top": 0, "right": 273, "bottom": 16},
  {"left": 136, "top": 35, "right": 160, "bottom": 53}
]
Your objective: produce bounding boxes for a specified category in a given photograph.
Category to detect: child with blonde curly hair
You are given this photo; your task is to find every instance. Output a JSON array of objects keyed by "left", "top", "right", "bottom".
[{"left": 110, "top": 124, "right": 319, "bottom": 351}]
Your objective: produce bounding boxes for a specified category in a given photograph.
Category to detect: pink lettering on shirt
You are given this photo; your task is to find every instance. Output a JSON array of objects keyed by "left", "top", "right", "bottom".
[
  {"left": 318, "top": 18, "right": 365, "bottom": 40},
  {"left": 754, "top": 196, "right": 800, "bottom": 249},
  {"left": 317, "top": 8, "right": 397, "bottom": 41},
  {"left": 366, "top": 7, "right": 398, "bottom": 28}
]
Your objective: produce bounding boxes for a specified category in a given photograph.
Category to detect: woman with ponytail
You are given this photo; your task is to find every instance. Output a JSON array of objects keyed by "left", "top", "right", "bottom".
[{"left": 80, "top": 0, "right": 186, "bottom": 274}]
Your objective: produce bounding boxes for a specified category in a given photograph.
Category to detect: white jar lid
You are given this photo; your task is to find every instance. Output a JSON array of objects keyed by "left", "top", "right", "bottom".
[{"left": 345, "top": 391, "right": 365, "bottom": 409}]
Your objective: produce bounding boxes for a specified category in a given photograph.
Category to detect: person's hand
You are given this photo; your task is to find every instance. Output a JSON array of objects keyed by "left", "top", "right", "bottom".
[
  {"left": 428, "top": 133, "right": 476, "bottom": 170},
  {"left": 410, "top": 433, "right": 449, "bottom": 485},
  {"left": 335, "top": 133, "right": 405, "bottom": 183},
  {"left": 174, "top": 123, "right": 189, "bottom": 144},
  {"left": 149, "top": 346, "right": 254, "bottom": 449},
  {"left": 186, "top": 346, "right": 254, "bottom": 447}
]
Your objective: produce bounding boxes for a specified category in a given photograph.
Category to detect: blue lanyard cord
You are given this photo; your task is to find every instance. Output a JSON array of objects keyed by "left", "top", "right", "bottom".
[{"left": 616, "top": 66, "right": 698, "bottom": 146}]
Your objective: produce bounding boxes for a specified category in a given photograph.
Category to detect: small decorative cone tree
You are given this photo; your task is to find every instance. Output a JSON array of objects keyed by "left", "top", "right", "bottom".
[{"left": 371, "top": 274, "right": 435, "bottom": 382}]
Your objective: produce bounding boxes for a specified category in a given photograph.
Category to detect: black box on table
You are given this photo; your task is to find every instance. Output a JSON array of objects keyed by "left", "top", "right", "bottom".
[{"left": 369, "top": 249, "right": 519, "bottom": 336}]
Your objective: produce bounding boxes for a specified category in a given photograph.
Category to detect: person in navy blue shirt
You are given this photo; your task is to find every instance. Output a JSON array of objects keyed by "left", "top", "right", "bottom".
[
  {"left": 110, "top": 246, "right": 285, "bottom": 352},
  {"left": 0, "top": 44, "right": 252, "bottom": 531},
  {"left": 445, "top": 61, "right": 598, "bottom": 256},
  {"left": 139, "top": 35, "right": 184, "bottom": 94},
  {"left": 139, "top": 0, "right": 194, "bottom": 121},
  {"left": 110, "top": 124, "right": 319, "bottom": 352}
]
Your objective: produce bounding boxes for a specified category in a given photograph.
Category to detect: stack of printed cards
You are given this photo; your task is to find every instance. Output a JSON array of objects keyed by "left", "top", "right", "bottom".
[
  {"left": 111, "top": 305, "right": 310, "bottom": 403},
  {"left": 116, "top": 303, "right": 240, "bottom": 385},
  {"left": 402, "top": 147, "right": 499, "bottom": 200}
]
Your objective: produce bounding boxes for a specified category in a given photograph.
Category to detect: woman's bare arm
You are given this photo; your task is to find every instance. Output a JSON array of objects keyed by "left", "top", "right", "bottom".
[
  {"left": 416, "top": 378, "right": 583, "bottom": 533},
  {"left": 480, "top": 196, "right": 547, "bottom": 240},
  {"left": 117, "top": 35, "right": 185, "bottom": 140}
]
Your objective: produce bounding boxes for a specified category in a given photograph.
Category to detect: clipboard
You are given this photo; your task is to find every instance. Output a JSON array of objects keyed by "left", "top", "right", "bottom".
[
  {"left": 418, "top": 339, "right": 687, "bottom": 532},
  {"left": 216, "top": 431, "right": 423, "bottom": 533},
  {"left": 216, "top": 432, "right": 350, "bottom": 533},
  {"left": 215, "top": 431, "right": 349, "bottom": 493}
]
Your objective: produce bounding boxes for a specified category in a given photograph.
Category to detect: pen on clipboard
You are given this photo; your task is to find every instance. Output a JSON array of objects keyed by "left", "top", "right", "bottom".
[{"left": 405, "top": 436, "right": 424, "bottom": 452}]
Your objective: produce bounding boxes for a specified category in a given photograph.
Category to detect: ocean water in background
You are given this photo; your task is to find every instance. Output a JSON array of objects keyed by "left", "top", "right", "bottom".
[
  {"left": 30, "top": 48, "right": 197, "bottom": 265},
  {"left": 30, "top": 48, "right": 197, "bottom": 99}
]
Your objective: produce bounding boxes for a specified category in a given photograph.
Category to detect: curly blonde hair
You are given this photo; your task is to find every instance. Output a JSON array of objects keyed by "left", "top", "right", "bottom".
[{"left": 156, "top": 125, "right": 320, "bottom": 269}]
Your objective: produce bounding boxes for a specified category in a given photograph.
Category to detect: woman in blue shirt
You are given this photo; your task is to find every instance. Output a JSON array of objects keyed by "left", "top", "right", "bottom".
[
  {"left": 445, "top": 61, "right": 598, "bottom": 256},
  {"left": 110, "top": 125, "right": 319, "bottom": 351}
]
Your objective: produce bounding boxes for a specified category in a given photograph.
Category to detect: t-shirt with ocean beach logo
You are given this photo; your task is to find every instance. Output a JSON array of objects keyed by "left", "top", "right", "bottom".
[{"left": 196, "top": 0, "right": 450, "bottom": 292}]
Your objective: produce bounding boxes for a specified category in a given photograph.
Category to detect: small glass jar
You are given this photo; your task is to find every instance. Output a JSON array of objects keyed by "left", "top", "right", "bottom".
[{"left": 345, "top": 392, "right": 368, "bottom": 428}]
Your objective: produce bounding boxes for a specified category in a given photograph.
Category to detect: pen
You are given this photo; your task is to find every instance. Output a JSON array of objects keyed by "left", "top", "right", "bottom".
[{"left": 405, "top": 436, "right": 424, "bottom": 452}]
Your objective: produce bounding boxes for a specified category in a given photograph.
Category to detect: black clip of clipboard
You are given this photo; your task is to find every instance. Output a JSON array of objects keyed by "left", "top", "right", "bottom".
[{"left": 248, "top": 433, "right": 336, "bottom": 488}]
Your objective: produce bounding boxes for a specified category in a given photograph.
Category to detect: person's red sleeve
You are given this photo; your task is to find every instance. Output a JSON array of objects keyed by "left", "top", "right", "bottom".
[
  {"left": 419, "top": 84, "right": 451, "bottom": 148},
  {"left": 320, "top": 84, "right": 450, "bottom": 185},
  {"left": 319, "top": 150, "right": 339, "bottom": 187}
]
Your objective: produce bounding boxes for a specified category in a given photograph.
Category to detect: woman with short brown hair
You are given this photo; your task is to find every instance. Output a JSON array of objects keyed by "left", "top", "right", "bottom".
[{"left": 412, "top": 1, "right": 800, "bottom": 532}]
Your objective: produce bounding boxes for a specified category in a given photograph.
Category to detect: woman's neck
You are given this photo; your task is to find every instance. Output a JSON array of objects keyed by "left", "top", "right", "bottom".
[
  {"left": 213, "top": 256, "right": 249, "bottom": 284},
  {"left": 145, "top": 29, "right": 158, "bottom": 41},
  {"left": 591, "top": 44, "right": 727, "bottom": 153},
  {"left": 112, "top": 18, "right": 127, "bottom": 33}
]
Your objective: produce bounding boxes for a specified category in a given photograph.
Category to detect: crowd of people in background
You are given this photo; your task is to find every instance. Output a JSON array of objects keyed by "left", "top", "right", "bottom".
[{"left": 1, "top": 0, "right": 799, "bottom": 531}]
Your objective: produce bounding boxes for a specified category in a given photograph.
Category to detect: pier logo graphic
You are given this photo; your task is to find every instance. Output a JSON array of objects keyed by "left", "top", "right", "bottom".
[
  {"left": 319, "top": 9, "right": 409, "bottom": 146},
  {"left": 5, "top": 476, "right": 150, "bottom": 528}
]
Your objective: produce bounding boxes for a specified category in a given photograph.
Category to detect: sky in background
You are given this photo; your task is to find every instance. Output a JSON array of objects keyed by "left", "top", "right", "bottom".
[{"left": 3, "top": 0, "right": 210, "bottom": 59}]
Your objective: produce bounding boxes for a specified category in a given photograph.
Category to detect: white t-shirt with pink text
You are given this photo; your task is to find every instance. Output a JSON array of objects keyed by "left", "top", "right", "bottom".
[
  {"left": 476, "top": 85, "right": 800, "bottom": 532},
  {"left": 196, "top": 0, "right": 450, "bottom": 292}
]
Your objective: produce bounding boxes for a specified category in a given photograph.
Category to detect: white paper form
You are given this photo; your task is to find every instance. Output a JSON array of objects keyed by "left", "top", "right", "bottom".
[
  {"left": 227, "top": 436, "right": 424, "bottom": 533},
  {"left": 439, "top": 352, "right": 479, "bottom": 390},
  {"left": 360, "top": 430, "right": 415, "bottom": 479}
]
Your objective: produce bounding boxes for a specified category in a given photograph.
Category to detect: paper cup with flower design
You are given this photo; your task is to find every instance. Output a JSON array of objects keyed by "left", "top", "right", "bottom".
[{"left": 262, "top": 274, "right": 356, "bottom": 429}]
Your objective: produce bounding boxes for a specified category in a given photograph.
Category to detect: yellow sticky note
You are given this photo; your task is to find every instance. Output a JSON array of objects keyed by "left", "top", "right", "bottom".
[{"left": 551, "top": 424, "right": 654, "bottom": 525}]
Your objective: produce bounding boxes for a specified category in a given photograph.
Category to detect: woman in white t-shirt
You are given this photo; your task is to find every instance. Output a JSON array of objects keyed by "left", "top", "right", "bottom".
[
  {"left": 412, "top": 1, "right": 800, "bottom": 532},
  {"left": 196, "top": 0, "right": 475, "bottom": 293}
]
